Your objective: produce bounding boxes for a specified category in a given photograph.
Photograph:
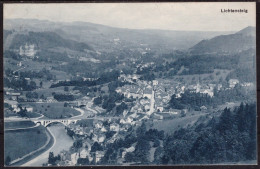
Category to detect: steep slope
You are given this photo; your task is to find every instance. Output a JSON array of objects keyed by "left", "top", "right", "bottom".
[{"left": 189, "top": 26, "right": 256, "bottom": 54}]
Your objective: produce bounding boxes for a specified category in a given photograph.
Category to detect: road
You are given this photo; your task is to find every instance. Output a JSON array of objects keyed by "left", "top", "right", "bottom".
[
  {"left": 22, "top": 124, "right": 73, "bottom": 166},
  {"left": 147, "top": 89, "right": 155, "bottom": 116},
  {"left": 71, "top": 108, "right": 85, "bottom": 119}
]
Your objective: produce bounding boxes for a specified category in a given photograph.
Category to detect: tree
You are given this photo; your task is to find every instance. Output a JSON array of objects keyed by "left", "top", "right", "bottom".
[
  {"left": 48, "top": 152, "right": 55, "bottom": 165},
  {"left": 40, "top": 81, "right": 43, "bottom": 88},
  {"left": 26, "top": 92, "right": 38, "bottom": 99},
  {"left": 124, "top": 152, "right": 135, "bottom": 162},
  {"left": 77, "top": 158, "right": 89, "bottom": 165},
  {"left": 116, "top": 102, "right": 128, "bottom": 115},
  {"left": 40, "top": 94, "right": 45, "bottom": 100},
  {"left": 64, "top": 86, "right": 69, "bottom": 92},
  {"left": 5, "top": 156, "right": 11, "bottom": 166},
  {"left": 64, "top": 102, "right": 68, "bottom": 107},
  {"left": 93, "top": 96, "right": 102, "bottom": 105},
  {"left": 18, "top": 107, "right": 28, "bottom": 117},
  {"left": 29, "top": 81, "right": 37, "bottom": 90},
  {"left": 73, "top": 140, "right": 83, "bottom": 149},
  {"left": 91, "top": 142, "right": 103, "bottom": 152},
  {"left": 153, "top": 139, "right": 160, "bottom": 147},
  {"left": 136, "top": 122, "right": 146, "bottom": 137}
]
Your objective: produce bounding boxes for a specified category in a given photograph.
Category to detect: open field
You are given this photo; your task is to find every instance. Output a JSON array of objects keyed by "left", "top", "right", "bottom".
[
  {"left": 4, "top": 126, "right": 48, "bottom": 162},
  {"left": 25, "top": 112, "right": 42, "bottom": 118},
  {"left": 11, "top": 127, "right": 54, "bottom": 166},
  {"left": 173, "top": 69, "right": 231, "bottom": 84},
  {"left": 33, "top": 86, "right": 69, "bottom": 98},
  {"left": 4, "top": 121, "right": 35, "bottom": 129},
  {"left": 151, "top": 113, "right": 206, "bottom": 134},
  {"left": 27, "top": 102, "right": 81, "bottom": 119}
]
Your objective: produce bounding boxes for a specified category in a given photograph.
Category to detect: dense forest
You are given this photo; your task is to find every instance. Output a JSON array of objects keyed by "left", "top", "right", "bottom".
[
  {"left": 161, "top": 102, "right": 256, "bottom": 164},
  {"left": 50, "top": 70, "right": 120, "bottom": 88}
]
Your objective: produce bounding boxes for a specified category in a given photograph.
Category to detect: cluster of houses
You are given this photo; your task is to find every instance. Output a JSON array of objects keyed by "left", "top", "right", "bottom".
[
  {"left": 62, "top": 114, "right": 145, "bottom": 165},
  {"left": 115, "top": 76, "right": 248, "bottom": 118},
  {"left": 58, "top": 145, "right": 104, "bottom": 166}
]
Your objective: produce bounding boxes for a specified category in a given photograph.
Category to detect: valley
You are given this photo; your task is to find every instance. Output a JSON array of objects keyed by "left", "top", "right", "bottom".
[{"left": 3, "top": 19, "right": 257, "bottom": 166}]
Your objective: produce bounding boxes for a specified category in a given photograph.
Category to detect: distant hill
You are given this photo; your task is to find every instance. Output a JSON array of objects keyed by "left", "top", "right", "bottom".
[
  {"left": 4, "top": 19, "right": 233, "bottom": 52},
  {"left": 189, "top": 26, "right": 256, "bottom": 54},
  {"left": 5, "top": 31, "right": 93, "bottom": 52}
]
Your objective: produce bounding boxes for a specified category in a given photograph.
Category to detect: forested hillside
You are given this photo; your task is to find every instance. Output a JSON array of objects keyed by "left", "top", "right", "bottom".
[{"left": 161, "top": 103, "right": 256, "bottom": 164}]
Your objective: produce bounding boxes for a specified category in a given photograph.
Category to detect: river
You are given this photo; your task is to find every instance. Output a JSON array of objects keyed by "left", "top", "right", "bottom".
[{"left": 22, "top": 124, "right": 73, "bottom": 166}]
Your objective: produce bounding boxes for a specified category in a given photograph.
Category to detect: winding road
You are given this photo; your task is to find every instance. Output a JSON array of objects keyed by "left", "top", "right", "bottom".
[{"left": 22, "top": 124, "right": 73, "bottom": 166}]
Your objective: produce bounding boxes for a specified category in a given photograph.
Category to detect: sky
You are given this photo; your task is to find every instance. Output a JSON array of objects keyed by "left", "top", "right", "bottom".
[{"left": 4, "top": 2, "right": 256, "bottom": 31}]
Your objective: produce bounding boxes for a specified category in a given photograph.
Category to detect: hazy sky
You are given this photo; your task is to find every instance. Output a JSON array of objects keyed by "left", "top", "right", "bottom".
[{"left": 4, "top": 2, "right": 256, "bottom": 31}]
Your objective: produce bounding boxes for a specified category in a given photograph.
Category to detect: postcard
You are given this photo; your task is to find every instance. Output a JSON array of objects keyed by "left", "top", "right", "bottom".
[{"left": 3, "top": 2, "right": 257, "bottom": 166}]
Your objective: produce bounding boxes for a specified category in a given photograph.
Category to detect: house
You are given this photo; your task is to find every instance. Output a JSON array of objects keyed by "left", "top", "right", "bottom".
[
  {"left": 70, "top": 152, "right": 79, "bottom": 165},
  {"left": 26, "top": 107, "right": 33, "bottom": 112},
  {"left": 120, "top": 123, "right": 132, "bottom": 131},
  {"left": 98, "top": 135, "right": 105, "bottom": 143},
  {"left": 120, "top": 119, "right": 126, "bottom": 124},
  {"left": 60, "top": 150, "right": 71, "bottom": 161},
  {"left": 11, "top": 92, "right": 21, "bottom": 101},
  {"left": 144, "top": 105, "right": 150, "bottom": 111},
  {"left": 241, "top": 82, "right": 253, "bottom": 87},
  {"left": 95, "top": 151, "right": 105, "bottom": 163},
  {"left": 17, "top": 62, "right": 22, "bottom": 67},
  {"left": 125, "top": 116, "right": 134, "bottom": 124},
  {"left": 153, "top": 80, "right": 158, "bottom": 86},
  {"left": 110, "top": 123, "right": 120, "bottom": 132},
  {"left": 122, "top": 146, "right": 135, "bottom": 158},
  {"left": 94, "top": 121, "right": 103, "bottom": 129},
  {"left": 67, "top": 102, "right": 78, "bottom": 108},
  {"left": 229, "top": 79, "right": 239, "bottom": 88},
  {"left": 153, "top": 113, "right": 163, "bottom": 120},
  {"left": 46, "top": 96, "right": 55, "bottom": 103},
  {"left": 100, "top": 126, "right": 107, "bottom": 132},
  {"left": 12, "top": 105, "right": 21, "bottom": 113},
  {"left": 200, "top": 105, "right": 207, "bottom": 110},
  {"left": 79, "top": 149, "right": 88, "bottom": 158},
  {"left": 92, "top": 133, "right": 106, "bottom": 143},
  {"left": 200, "top": 89, "right": 214, "bottom": 97},
  {"left": 156, "top": 106, "right": 164, "bottom": 112},
  {"left": 140, "top": 99, "right": 149, "bottom": 105},
  {"left": 143, "top": 88, "right": 152, "bottom": 99}
]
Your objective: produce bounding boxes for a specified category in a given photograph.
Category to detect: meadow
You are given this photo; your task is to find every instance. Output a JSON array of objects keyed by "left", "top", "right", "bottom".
[
  {"left": 28, "top": 102, "right": 81, "bottom": 119},
  {"left": 4, "top": 121, "right": 35, "bottom": 129},
  {"left": 4, "top": 126, "right": 48, "bottom": 163}
]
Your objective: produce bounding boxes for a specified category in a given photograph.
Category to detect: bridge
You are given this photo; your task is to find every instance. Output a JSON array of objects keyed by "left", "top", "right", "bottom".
[{"left": 32, "top": 119, "right": 79, "bottom": 127}]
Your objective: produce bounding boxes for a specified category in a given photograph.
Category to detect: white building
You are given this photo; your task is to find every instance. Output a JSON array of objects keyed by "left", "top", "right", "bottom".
[
  {"left": 122, "top": 146, "right": 135, "bottom": 158},
  {"left": 229, "top": 79, "right": 239, "bottom": 88},
  {"left": 156, "top": 106, "right": 164, "bottom": 112},
  {"left": 110, "top": 123, "right": 120, "bottom": 132},
  {"left": 95, "top": 151, "right": 105, "bottom": 163},
  {"left": 19, "top": 43, "right": 37, "bottom": 58}
]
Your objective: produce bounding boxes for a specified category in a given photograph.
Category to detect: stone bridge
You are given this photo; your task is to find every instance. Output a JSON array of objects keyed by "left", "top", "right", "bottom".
[{"left": 32, "top": 119, "right": 79, "bottom": 127}]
